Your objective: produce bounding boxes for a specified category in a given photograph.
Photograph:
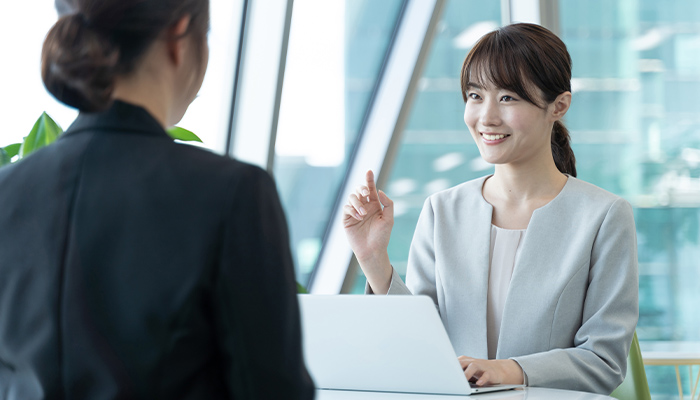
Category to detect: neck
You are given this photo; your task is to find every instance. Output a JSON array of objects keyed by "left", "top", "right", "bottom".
[
  {"left": 112, "top": 66, "right": 173, "bottom": 128},
  {"left": 489, "top": 156, "right": 567, "bottom": 203}
]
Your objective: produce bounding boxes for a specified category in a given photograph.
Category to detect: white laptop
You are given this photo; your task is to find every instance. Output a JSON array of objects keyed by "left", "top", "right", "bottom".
[{"left": 298, "top": 294, "right": 524, "bottom": 395}]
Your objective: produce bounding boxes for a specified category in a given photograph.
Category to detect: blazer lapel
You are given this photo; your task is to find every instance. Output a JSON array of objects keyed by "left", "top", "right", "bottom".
[
  {"left": 440, "top": 177, "right": 492, "bottom": 359},
  {"left": 496, "top": 216, "right": 542, "bottom": 359}
]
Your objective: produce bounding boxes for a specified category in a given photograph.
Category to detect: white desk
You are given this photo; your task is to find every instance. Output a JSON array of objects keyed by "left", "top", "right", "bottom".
[
  {"left": 316, "top": 388, "right": 613, "bottom": 399},
  {"left": 640, "top": 341, "right": 700, "bottom": 400}
]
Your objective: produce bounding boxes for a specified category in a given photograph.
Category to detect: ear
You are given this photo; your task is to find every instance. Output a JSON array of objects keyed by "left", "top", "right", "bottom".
[
  {"left": 166, "top": 15, "right": 192, "bottom": 66},
  {"left": 550, "top": 91, "right": 571, "bottom": 122}
]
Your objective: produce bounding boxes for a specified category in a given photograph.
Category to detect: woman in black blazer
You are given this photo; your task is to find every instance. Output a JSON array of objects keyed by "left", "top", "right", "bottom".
[{"left": 0, "top": 0, "right": 314, "bottom": 398}]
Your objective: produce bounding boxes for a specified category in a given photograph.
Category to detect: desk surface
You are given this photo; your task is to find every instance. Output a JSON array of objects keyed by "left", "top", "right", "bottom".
[
  {"left": 640, "top": 341, "right": 700, "bottom": 364},
  {"left": 316, "top": 388, "right": 612, "bottom": 399}
]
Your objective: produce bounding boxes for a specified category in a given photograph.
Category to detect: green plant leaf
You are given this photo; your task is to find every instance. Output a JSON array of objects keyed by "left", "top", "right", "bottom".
[
  {"left": 296, "top": 282, "right": 308, "bottom": 294},
  {"left": 0, "top": 148, "right": 10, "bottom": 167},
  {"left": 167, "top": 126, "right": 202, "bottom": 143},
  {"left": 3, "top": 143, "right": 21, "bottom": 159},
  {"left": 19, "top": 112, "right": 63, "bottom": 159}
]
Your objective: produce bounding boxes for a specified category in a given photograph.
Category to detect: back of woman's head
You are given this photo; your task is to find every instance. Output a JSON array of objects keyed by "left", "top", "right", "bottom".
[
  {"left": 460, "top": 23, "right": 577, "bottom": 177},
  {"left": 43, "top": 0, "right": 209, "bottom": 112}
]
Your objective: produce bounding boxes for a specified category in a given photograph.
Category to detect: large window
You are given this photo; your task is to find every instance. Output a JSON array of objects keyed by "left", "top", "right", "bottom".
[
  {"left": 348, "top": 0, "right": 502, "bottom": 293},
  {"left": 0, "top": 0, "right": 241, "bottom": 154},
  {"left": 274, "top": 0, "right": 404, "bottom": 288},
  {"left": 1, "top": 2, "right": 76, "bottom": 148}
]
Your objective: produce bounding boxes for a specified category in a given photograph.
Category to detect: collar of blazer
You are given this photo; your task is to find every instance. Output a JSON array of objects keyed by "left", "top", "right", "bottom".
[
  {"left": 435, "top": 174, "right": 580, "bottom": 358},
  {"left": 61, "top": 100, "right": 171, "bottom": 141}
]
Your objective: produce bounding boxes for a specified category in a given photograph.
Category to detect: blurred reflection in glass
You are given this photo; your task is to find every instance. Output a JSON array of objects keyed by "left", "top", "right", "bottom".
[
  {"left": 348, "top": 0, "right": 502, "bottom": 293},
  {"left": 274, "top": 0, "right": 404, "bottom": 287}
]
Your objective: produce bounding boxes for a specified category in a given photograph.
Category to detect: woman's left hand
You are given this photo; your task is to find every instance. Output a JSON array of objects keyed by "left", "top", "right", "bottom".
[{"left": 458, "top": 356, "right": 524, "bottom": 386}]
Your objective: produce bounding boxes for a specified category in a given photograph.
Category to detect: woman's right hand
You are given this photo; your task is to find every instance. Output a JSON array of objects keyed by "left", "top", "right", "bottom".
[{"left": 343, "top": 170, "right": 394, "bottom": 292}]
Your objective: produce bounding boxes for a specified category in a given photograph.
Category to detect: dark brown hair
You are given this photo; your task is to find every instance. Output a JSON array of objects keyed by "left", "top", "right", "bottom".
[
  {"left": 460, "top": 23, "right": 576, "bottom": 177},
  {"left": 42, "top": 0, "right": 210, "bottom": 112}
]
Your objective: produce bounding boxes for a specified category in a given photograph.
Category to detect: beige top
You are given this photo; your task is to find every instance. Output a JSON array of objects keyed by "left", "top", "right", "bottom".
[{"left": 487, "top": 224, "right": 526, "bottom": 360}]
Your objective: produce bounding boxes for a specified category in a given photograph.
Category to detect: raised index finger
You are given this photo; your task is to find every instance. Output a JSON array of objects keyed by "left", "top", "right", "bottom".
[{"left": 366, "top": 170, "right": 380, "bottom": 202}]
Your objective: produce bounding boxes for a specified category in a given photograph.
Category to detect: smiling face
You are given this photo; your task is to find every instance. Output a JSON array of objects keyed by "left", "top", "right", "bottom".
[
  {"left": 464, "top": 81, "right": 557, "bottom": 167},
  {"left": 460, "top": 24, "right": 576, "bottom": 174}
]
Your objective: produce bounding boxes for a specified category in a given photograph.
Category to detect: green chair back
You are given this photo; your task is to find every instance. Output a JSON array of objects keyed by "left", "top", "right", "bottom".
[{"left": 611, "top": 331, "right": 651, "bottom": 400}]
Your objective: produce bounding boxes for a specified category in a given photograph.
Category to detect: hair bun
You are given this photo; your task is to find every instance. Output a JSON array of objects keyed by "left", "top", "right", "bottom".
[{"left": 41, "top": 14, "right": 120, "bottom": 112}]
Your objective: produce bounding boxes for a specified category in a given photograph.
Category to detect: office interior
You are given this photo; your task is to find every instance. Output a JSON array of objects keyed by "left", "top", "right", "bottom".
[{"left": 1, "top": 0, "right": 699, "bottom": 398}]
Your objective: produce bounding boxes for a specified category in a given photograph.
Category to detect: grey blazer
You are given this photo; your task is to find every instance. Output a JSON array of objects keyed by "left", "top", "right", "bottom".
[{"left": 371, "top": 176, "right": 638, "bottom": 394}]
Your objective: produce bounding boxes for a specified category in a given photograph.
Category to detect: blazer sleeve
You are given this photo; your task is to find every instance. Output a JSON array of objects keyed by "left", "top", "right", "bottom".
[
  {"left": 511, "top": 197, "right": 639, "bottom": 394},
  {"left": 213, "top": 165, "right": 315, "bottom": 399},
  {"left": 365, "top": 197, "right": 437, "bottom": 301}
]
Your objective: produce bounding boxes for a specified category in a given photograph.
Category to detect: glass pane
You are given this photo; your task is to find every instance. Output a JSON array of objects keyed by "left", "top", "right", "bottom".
[
  {"left": 348, "top": 0, "right": 502, "bottom": 294},
  {"left": 178, "top": 0, "right": 245, "bottom": 154},
  {"left": 559, "top": 0, "right": 700, "bottom": 397},
  {"left": 274, "top": 0, "right": 404, "bottom": 287},
  {"left": 0, "top": 0, "right": 240, "bottom": 154},
  {"left": 0, "top": 3, "right": 77, "bottom": 148}
]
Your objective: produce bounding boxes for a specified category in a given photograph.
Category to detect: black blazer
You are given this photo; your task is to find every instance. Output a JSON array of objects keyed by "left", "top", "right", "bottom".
[{"left": 0, "top": 101, "right": 315, "bottom": 399}]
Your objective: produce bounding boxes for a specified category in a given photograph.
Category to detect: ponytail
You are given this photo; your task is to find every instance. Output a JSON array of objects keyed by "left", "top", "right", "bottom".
[
  {"left": 41, "top": 14, "right": 119, "bottom": 112},
  {"left": 551, "top": 120, "right": 576, "bottom": 177}
]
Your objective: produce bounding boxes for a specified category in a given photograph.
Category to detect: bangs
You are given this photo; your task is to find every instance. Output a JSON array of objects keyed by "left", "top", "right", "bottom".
[{"left": 460, "top": 30, "right": 543, "bottom": 107}]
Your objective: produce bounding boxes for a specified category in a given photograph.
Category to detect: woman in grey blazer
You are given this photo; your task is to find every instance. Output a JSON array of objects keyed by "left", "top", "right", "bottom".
[{"left": 343, "top": 23, "right": 638, "bottom": 395}]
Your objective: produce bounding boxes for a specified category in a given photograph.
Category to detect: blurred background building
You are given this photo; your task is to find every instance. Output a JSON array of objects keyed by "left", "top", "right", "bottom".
[{"left": 2, "top": 0, "right": 699, "bottom": 398}]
